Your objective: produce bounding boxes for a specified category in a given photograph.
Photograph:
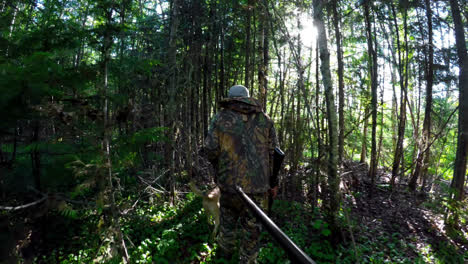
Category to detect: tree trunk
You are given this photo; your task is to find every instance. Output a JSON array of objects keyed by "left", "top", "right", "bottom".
[
  {"left": 390, "top": 2, "right": 408, "bottom": 188},
  {"left": 360, "top": 105, "right": 369, "bottom": 164},
  {"left": 314, "top": 0, "right": 340, "bottom": 239},
  {"left": 409, "top": 0, "right": 433, "bottom": 191},
  {"left": 449, "top": 0, "right": 468, "bottom": 203},
  {"left": 167, "top": 0, "right": 180, "bottom": 204},
  {"left": 258, "top": 0, "right": 268, "bottom": 110},
  {"left": 315, "top": 38, "right": 322, "bottom": 208},
  {"left": 244, "top": 0, "right": 252, "bottom": 87},
  {"left": 262, "top": 2, "right": 269, "bottom": 111},
  {"left": 218, "top": 40, "right": 225, "bottom": 100},
  {"left": 364, "top": 0, "right": 378, "bottom": 190},
  {"left": 101, "top": 5, "right": 128, "bottom": 261},
  {"left": 31, "top": 121, "right": 41, "bottom": 191},
  {"left": 250, "top": 7, "right": 257, "bottom": 94},
  {"left": 332, "top": 0, "right": 345, "bottom": 165}
]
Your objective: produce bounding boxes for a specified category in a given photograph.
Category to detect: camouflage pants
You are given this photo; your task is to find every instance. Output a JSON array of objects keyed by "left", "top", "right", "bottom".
[{"left": 216, "top": 192, "right": 268, "bottom": 263}]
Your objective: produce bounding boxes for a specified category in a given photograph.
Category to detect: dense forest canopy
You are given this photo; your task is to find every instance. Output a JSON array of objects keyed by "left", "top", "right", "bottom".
[{"left": 0, "top": 0, "right": 467, "bottom": 263}]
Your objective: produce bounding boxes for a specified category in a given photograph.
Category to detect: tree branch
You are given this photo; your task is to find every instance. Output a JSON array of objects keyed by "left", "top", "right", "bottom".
[{"left": 0, "top": 195, "right": 47, "bottom": 211}]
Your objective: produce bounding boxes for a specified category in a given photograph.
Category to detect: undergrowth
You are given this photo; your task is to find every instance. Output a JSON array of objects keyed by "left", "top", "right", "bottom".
[{"left": 34, "top": 191, "right": 466, "bottom": 263}]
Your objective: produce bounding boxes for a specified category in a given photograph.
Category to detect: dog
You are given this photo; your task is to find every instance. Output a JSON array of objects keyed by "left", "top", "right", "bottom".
[{"left": 189, "top": 181, "right": 220, "bottom": 239}]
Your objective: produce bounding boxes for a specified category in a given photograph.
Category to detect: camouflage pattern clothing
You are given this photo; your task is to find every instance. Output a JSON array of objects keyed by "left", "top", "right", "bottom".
[
  {"left": 205, "top": 97, "right": 279, "bottom": 194},
  {"left": 217, "top": 193, "right": 268, "bottom": 263},
  {"left": 204, "top": 97, "right": 279, "bottom": 263}
]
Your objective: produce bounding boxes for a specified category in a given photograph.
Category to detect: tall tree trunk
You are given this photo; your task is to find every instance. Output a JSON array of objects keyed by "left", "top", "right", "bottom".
[
  {"left": 376, "top": 85, "right": 384, "bottom": 170},
  {"left": 390, "top": 2, "right": 408, "bottom": 188},
  {"left": 409, "top": 0, "right": 433, "bottom": 191},
  {"left": 314, "top": 38, "right": 322, "bottom": 208},
  {"left": 314, "top": 0, "right": 340, "bottom": 239},
  {"left": 391, "top": 67, "right": 398, "bottom": 156},
  {"left": 364, "top": 0, "right": 378, "bottom": 191},
  {"left": 192, "top": 0, "right": 203, "bottom": 176},
  {"left": 258, "top": 0, "right": 268, "bottom": 110},
  {"left": 279, "top": 49, "right": 286, "bottom": 146},
  {"left": 332, "top": 0, "right": 345, "bottom": 164},
  {"left": 449, "top": 0, "right": 468, "bottom": 203},
  {"left": 360, "top": 105, "right": 369, "bottom": 164},
  {"left": 261, "top": 2, "right": 269, "bottom": 110},
  {"left": 167, "top": 0, "right": 180, "bottom": 204},
  {"left": 218, "top": 18, "right": 225, "bottom": 99},
  {"left": 31, "top": 121, "right": 41, "bottom": 191},
  {"left": 202, "top": 22, "right": 213, "bottom": 138},
  {"left": 5, "top": 2, "right": 18, "bottom": 57},
  {"left": 250, "top": 7, "right": 257, "bottom": 95},
  {"left": 101, "top": 5, "right": 128, "bottom": 261},
  {"left": 244, "top": 0, "right": 252, "bottom": 87}
]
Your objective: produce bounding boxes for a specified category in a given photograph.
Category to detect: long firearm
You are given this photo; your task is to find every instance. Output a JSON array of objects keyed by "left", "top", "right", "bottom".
[{"left": 235, "top": 185, "right": 316, "bottom": 264}]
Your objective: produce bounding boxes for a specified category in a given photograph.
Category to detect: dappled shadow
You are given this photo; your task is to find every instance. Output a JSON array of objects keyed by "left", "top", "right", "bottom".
[
  {"left": 0, "top": 204, "right": 99, "bottom": 263},
  {"left": 344, "top": 162, "right": 467, "bottom": 263}
]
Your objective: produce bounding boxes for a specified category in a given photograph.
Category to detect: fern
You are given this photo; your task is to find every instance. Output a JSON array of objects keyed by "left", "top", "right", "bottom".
[{"left": 57, "top": 201, "right": 78, "bottom": 219}]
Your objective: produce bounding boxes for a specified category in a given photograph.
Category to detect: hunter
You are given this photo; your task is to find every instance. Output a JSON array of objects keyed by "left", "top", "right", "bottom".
[{"left": 204, "top": 84, "right": 280, "bottom": 263}]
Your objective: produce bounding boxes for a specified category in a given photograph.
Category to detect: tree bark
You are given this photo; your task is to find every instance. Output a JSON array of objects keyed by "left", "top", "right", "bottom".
[
  {"left": 364, "top": 0, "right": 378, "bottom": 190},
  {"left": 449, "top": 0, "right": 468, "bottom": 202},
  {"left": 360, "top": 105, "right": 369, "bottom": 164},
  {"left": 244, "top": 0, "right": 252, "bottom": 87},
  {"left": 390, "top": 2, "right": 408, "bottom": 188},
  {"left": 409, "top": 0, "right": 433, "bottom": 191},
  {"left": 101, "top": 5, "right": 128, "bottom": 261},
  {"left": 167, "top": 0, "right": 180, "bottom": 204},
  {"left": 332, "top": 0, "right": 345, "bottom": 165},
  {"left": 314, "top": 0, "right": 340, "bottom": 239},
  {"left": 31, "top": 121, "right": 41, "bottom": 191},
  {"left": 258, "top": 0, "right": 269, "bottom": 110},
  {"left": 315, "top": 38, "right": 322, "bottom": 208}
]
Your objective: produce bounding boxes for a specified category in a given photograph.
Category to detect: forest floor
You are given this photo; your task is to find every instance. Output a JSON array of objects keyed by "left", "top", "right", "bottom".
[
  {"left": 1, "top": 161, "right": 467, "bottom": 263},
  {"left": 331, "top": 161, "right": 468, "bottom": 263}
]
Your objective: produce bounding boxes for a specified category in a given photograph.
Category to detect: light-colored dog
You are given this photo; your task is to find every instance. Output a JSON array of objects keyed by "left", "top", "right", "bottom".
[{"left": 189, "top": 182, "right": 221, "bottom": 239}]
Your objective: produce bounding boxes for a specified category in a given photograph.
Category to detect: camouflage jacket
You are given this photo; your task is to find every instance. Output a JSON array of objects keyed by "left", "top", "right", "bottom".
[{"left": 204, "top": 97, "right": 279, "bottom": 194}]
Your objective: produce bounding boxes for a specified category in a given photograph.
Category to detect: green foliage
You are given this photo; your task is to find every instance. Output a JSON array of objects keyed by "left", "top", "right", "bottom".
[
  {"left": 114, "top": 127, "right": 167, "bottom": 153},
  {"left": 1, "top": 0, "right": 466, "bottom": 263},
  {"left": 127, "top": 194, "right": 217, "bottom": 263},
  {"left": 57, "top": 202, "right": 79, "bottom": 219},
  {"left": 444, "top": 198, "right": 468, "bottom": 241},
  {"left": 30, "top": 190, "right": 466, "bottom": 264},
  {"left": 0, "top": 52, "right": 56, "bottom": 126},
  {"left": 258, "top": 200, "right": 335, "bottom": 263}
]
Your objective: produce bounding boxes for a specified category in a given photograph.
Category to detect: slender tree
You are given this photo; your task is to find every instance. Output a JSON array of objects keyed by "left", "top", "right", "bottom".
[
  {"left": 332, "top": 0, "right": 345, "bottom": 164},
  {"left": 364, "top": 0, "right": 378, "bottom": 190},
  {"left": 100, "top": 2, "right": 128, "bottom": 261},
  {"left": 409, "top": 0, "right": 434, "bottom": 191},
  {"left": 314, "top": 0, "right": 340, "bottom": 238},
  {"left": 390, "top": 2, "right": 409, "bottom": 188},
  {"left": 315, "top": 38, "right": 322, "bottom": 207},
  {"left": 449, "top": 0, "right": 468, "bottom": 203},
  {"left": 244, "top": 0, "right": 253, "bottom": 88},
  {"left": 166, "top": 0, "right": 180, "bottom": 204}
]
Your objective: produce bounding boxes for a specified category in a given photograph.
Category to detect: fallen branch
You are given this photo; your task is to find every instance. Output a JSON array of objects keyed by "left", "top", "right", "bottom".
[
  {"left": 138, "top": 176, "right": 166, "bottom": 194},
  {"left": 121, "top": 199, "right": 140, "bottom": 215},
  {"left": 0, "top": 195, "right": 47, "bottom": 211}
]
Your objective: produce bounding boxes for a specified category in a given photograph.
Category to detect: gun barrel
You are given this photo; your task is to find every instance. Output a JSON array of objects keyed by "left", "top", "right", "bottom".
[{"left": 235, "top": 186, "right": 316, "bottom": 264}]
